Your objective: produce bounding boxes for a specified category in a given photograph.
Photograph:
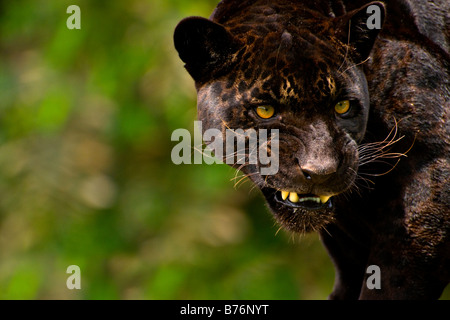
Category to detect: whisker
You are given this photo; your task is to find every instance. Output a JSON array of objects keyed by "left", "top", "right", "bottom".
[
  {"left": 232, "top": 171, "right": 260, "bottom": 189},
  {"left": 359, "top": 159, "right": 402, "bottom": 177},
  {"left": 357, "top": 117, "right": 410, "bottom": 169},
  {"left": 355, "top": 117, "right": 417, "bottom": 184},
  {"left": 337, "top": 20, "right": 352, "bottom": 74}
]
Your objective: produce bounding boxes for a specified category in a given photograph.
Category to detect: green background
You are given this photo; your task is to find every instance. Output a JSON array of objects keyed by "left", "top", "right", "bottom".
[{"left": 0, "top": 0, "right": 448, "bottom": 300}]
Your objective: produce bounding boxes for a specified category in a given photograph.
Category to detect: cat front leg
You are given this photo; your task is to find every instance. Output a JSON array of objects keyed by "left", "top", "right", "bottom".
[
  {"left": 320, "top": 225, "right": 369, "bottom": 300},
  {"left": 358, "top": 246, "right": 449, "bottom": 300}
]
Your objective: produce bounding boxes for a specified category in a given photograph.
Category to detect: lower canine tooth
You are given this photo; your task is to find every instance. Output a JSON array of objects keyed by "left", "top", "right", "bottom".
[
  {"left": 289, "top": 192, "right": 299, "bottom": 203},
  {"left": 319, "top": 195, "right": 332, "bottom": 204},
  {"left": 281, "top": 191, "right": 289, "bottom": 201}
]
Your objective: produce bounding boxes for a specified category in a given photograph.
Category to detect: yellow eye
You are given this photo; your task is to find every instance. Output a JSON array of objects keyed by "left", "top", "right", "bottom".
[
  {"left": 335, "top": 100, "right": 350, "bottom": 115},
  {"left": 255, "top": 105, "right": 275, "bottom": 119}
]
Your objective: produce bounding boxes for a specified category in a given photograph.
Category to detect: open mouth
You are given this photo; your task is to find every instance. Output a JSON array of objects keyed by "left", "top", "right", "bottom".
[
  {"left": 274, "top": 190, "right": 333, "bottom": 210},
  {"left": 260, "top": 187, "right": 337, "bottom": 233}
]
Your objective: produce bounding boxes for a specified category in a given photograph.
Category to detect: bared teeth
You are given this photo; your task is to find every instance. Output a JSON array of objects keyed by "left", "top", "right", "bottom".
[
  {"left": 319, "top": 195, "right": 332, "bottom": 204},
  {"left": 289, "top": 192, "right": 299, "bottom": 203},
  {"left": 280, "top": 191, "right": 333, "bottom": 205}
]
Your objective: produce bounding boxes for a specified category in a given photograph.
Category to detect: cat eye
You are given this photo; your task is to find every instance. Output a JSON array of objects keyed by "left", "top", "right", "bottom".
[
  {"left": 255, "top": 105, "right": 275, "bottom": 119},
  {"left": 334, "top": 100, "right": 351, "bottom": 115}
]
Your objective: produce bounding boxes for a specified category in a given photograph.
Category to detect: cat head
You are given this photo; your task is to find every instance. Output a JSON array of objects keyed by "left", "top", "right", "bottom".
[{"left": 174, "top": 1, "right": 385, "bottom": 233}]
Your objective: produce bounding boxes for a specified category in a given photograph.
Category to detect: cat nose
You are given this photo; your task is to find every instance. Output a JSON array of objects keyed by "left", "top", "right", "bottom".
[{"left": 300, "top": 164, "right": 337, "bottom": 184}]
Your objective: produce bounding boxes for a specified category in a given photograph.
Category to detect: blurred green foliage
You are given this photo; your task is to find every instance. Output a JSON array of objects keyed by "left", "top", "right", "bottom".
[{"left": 0, "top": 0, "right": 447, "bottom": 300}]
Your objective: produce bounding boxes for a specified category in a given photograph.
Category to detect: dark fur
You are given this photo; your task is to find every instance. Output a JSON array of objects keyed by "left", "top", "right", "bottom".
[{"left": 174, "top": 0, "right": 450, "bottom": 299}]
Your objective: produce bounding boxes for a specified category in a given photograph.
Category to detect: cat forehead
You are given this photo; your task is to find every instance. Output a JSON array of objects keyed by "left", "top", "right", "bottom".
[
  {"left": 214, "top": 35, "right": 341, "bottom": 104},
  {"left": 198, "top": 3, "right": 357, "bottom": 104},
  {"left": 214, "top": 22, "right": 342, "bottom": 97},
  {"left": 228, "top": 21, "right": 340, "bottom": 62}
]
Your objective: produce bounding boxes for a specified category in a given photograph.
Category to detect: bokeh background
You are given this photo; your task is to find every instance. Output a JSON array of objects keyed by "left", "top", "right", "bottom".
[{"left": 0, "top": 0, "right": 448, "bottom": 300}]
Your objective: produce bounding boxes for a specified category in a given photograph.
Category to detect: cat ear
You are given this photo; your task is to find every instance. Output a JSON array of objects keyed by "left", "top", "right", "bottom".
[
  {"left": 334, "top": 2, "right": 386, "bottom": 63},
  {"left": 174, "top": 17, "right": 239, "bottom": 83}
]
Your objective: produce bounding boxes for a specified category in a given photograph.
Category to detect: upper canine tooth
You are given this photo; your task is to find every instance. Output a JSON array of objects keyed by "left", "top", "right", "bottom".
[
  {"left": 319, "top": 195, "right": 332, "bottom": 204},
  {"left": 289, "top": 192, "right": 299, "bottom": 203},
  {"left": 281, "top": 191, "right": 289, "bottom": 201}
]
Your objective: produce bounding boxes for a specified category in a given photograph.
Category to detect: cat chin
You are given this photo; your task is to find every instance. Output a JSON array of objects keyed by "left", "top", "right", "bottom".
[{"left": 261, "top": 187, "right": 336, "bottom": 233}]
